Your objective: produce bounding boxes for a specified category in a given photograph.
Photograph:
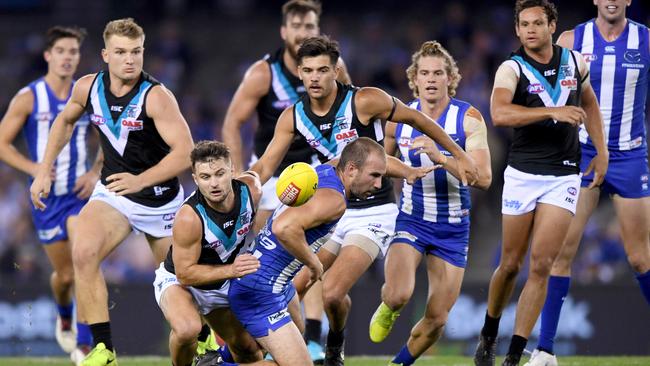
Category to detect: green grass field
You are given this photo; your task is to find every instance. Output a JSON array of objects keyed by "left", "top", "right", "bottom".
[{"left": 3, "top": 356, "right": 650, "bottom": 365}]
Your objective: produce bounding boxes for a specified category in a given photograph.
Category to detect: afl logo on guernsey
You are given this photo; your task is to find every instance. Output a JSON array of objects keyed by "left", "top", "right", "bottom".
[
  {"left": 398, "top": 137, "right": 412, "bottom": 147},
  {"left": 582, "top": 53, "right": 597, "bottom": 63},
  {"left": 90, "top": 114, "right": 106, "bottom": 125},
  {"left": 272, "top": 99, "right": 293, "bottom": 110},
  {"left": 527, "top": 83, "right": 545, "bottom": 94},
  {"left": 36, "top": 112, "right": 53, "bottom": 122}
]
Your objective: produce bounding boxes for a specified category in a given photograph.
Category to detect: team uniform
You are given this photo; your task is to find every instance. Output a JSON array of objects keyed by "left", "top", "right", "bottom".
[
  {"left": 228, "top": 165, "right": 345, "bottom": 337},
  {"left": 252, "top": 48, "right": 318, "bottom": 210},
  {"left": 574, "top": 19, "right": 650, "bottom": 197},
  {"left": 85, "top": 71, "right": 183, "bottom": 237},
  {"left": 393, "top": 98, "right": 471, "bottom": 268},
  {"left": 153, "top": 180, "right": 256, "bottom": 315},
  {"left": 294, "top": 82, "right": 398, "bottom": 257},
  {"left": 499, "top": 45, "right": 586, "bottom": 215},
  {"left": 22, "top": 78, "right": 90, "bottom": 243}
]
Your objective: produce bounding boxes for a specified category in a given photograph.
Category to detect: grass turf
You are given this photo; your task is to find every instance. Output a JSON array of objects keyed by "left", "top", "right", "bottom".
[{"left": 2, "top": 356, "right": 650, "bottom": 365}]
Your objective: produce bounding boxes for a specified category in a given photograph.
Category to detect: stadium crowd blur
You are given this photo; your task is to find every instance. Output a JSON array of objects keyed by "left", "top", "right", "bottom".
[{"left": 0, "top": 0, "right": 648, "bottom": 287}]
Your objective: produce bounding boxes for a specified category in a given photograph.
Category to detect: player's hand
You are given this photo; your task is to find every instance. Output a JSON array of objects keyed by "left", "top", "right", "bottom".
[
  {"left": 305, "top": 255, "right": 323, "bottom": 288},
  {"left": 585, "top": 151, "right": 609, "bottom": 189},
  {"left": 409, "top": 136, "right": 447, "bottom": 165},
  {"left": 73, "top": 170, "right": 100, "bottom": 199},
  {"left": 30, "top": 166, "right": 53, "bottom": 210},
  {"left": 405, "top": 165, "right": 437, "bottom": 185},
  {"left": 106, "top": 172, "right": 144, "bottom": 196},
  {"left": 550, "top": 106, "right": 587, "bottom": 126},
  {"left": 454, "top": 153, "right": 478, "bottom": 186},
  {"left": 229, "top": 254, "right": 260, "bottom": 278}
]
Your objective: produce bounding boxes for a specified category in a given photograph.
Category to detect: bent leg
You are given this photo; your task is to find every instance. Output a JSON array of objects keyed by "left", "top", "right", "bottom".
[
  {"left": 381, "top": 243, "right": 422, "bottom": 310},
  {"left": 204, "top": 308, "right": 262, "bottom": 363},
  {"left": 160, "top": 285, "right": 203, "bottom": 366}
]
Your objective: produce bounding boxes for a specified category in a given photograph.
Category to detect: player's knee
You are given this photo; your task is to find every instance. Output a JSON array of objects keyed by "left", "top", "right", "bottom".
[
  {"left": 171, "top": 319, "right": 202, "bottom": 345},
  {"left": 498, "top": 261, "right": 523, "bottom": 279},
  {"left": 54, "top": 269, "right": 75, "bottom": 288},
  {"left": 228, "top": 339, "right": 260, "bottom": 362},
  {"left": 424, "top": 312, "right": 448, "bottom": 332},
  {"left": 529, "top": 256, "right": 554, "bottom": 279},
  {"left": 323, "top": 289, "right": 349, "bottom": 311},
  {"left": 382, "top": 285, "right": 411, "bottom": 309},
  {"left": 72, "top": 242, "right": 101, "bottom": 271}
]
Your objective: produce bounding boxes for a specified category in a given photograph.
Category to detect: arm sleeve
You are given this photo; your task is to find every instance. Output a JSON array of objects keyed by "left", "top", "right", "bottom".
[
  {"left": 492, "top": 62, "right": 519, "bottom": 94},
  {"left": 463, "top": 107, "right": 489, "bottom": 151}
]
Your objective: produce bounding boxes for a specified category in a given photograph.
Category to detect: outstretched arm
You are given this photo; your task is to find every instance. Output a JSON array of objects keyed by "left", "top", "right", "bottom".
[
  {"left": 173, "top": 205, "right": 260, "bottom": 286},
  {"left": 272, "top": 188, "right": 346, "bottom": 286},
  {"left": 249, "top": 107, "right": 295, "bottom": 184}
]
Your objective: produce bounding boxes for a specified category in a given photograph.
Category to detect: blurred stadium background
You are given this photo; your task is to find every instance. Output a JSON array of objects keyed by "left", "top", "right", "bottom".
[{"left": 0, "top": 0, "right": 649, "bottom": 359}]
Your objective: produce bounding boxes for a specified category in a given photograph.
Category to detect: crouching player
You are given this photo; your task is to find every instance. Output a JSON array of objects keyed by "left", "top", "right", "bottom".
[
  {"left": 153, "top": 141, "right": 264, "bottom": 366},
  {"left": 224, "top": 138, "right": 387, "bottom": 366}
]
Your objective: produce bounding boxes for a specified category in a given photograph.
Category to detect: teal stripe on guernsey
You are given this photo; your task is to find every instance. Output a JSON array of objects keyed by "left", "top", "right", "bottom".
[
  {"left": 195, "top": 185, "right": 250, "bottom": 252},
  {"left": 296, "top": 90, "right": 354, "bottom": 157},
  {"left": 97, "top": 72, "right": 152, "bottom": 139},
  {"left": 512, "top": 48, "right": 569, "bottom": 104},
  {"left": 271, "top": 63, "right": 298, "bottom": 101},
  {"left": 296, "top": 102, "right": 338, "bottom": 154}
]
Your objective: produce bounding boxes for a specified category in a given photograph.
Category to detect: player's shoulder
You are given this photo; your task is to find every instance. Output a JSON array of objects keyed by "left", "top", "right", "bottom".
[
  {"left": 12, "top": 85, "right": 35, "bottom": 107},
  {"left": 557, "top": 29, "right": 576, "bottom": 49},
  {"left": 245, "top": 59, "right": 272, "bottom": 81}
]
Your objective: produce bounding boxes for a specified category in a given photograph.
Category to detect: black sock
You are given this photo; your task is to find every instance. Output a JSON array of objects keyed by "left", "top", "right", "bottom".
[
  {"left": 537, "top": 346, "right": 554, "bottom": 355},
  {"left": 90, "top": 322, "right": 113, "bottom": 351},
  {"left": 507, "top": 335, "right": 528, "bottom": 358},
  {"left": 305, "top": 319, "right": 322, "bottom": 344},
  {"left": 480, "top": 312, "right": 501, "bottom": 339},
  {"left": 197, "top": 324, "right": 210, "bottom": 342},
  {"left": 326, "top": 328, "right": 345, "bottom": 348}
]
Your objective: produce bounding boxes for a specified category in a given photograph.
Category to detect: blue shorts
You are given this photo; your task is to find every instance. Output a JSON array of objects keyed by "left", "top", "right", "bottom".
[
  {"left": 581, "top": 147, "right": 650, "bottom": 198},
  {"left": 392, "top": 213, "right": 470, "bottom": 268},
  {"left": 228, "top": 281, "right": 297, "bottom": 338},
  {"left": 31, "top": 193, "right": 86, "bottom": 244}
]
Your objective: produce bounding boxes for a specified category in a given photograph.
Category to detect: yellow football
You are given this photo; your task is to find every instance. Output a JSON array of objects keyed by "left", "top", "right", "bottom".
[{"left": 275, "top": 162, "right": 319, "bottom": 206}]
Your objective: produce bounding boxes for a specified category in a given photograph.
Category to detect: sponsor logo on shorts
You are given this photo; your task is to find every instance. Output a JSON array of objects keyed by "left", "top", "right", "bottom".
[
  {"left": 394, "top": 231, "right": 418, "bottom": 242},
  {"left": 154, "top": 186, "right": 170, "bottom": 196},
  {"left": 567, "top": 187, "right": 577, "bottom": 196},
  {"left": 38, "top": 226, "right": 62, "bottom": 241},
  {"left": 503, "top": 199, "right": 522, "bottom": 210},
  {"left": 164, "top": 224, "right": 173, "bottom": 230},
  {"left": 267, "top": 309, "right": 289, "bottom": 325}
]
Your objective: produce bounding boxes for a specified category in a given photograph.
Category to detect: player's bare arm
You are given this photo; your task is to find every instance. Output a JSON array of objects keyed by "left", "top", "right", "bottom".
[
  {"left": 491, "top": 65, "right": 586, "bottom": 128},
  {"left": 106, "top": 85, "right": 193, "bottom": 196},
  {"left": 236, "top": 170, "right": 264, "bottom": 208},
  {"left": 556, "top": 29, "right": 575, "bottom": 49},
  {"left": 383, "top": 121, "right": 398, "bottom": 156},
  {"left": 249, "top": 106, "right": 294, "bottom": 184},
  {"left": 578, "top": 60, "right": 608, "bottom": 189},
  {"left": 173, "top": 205, "right": 260, "bottom": 286},
  {"left": 272, "top": 187, "right": 346, "bottom": 285},
  {"left": 411, "top": 107, "right": 492, "bottom": 190},
  {"left": 355, "top": 87, "right": 478, "bottom": 185},
  {"left": 222, "top": 60, "right": 272, "bottom": 172},
  {"left": 73, "top": 148, "right": 103, "bottom": 200},
  {"left": 30, "top": 74, "right": 94, "bottom": 209},
  {"left": 0, "top": 88, "right": 39, "bottom": 176},
  {"left": 335, "top": 57, "right": 352, "bottom": 85}
]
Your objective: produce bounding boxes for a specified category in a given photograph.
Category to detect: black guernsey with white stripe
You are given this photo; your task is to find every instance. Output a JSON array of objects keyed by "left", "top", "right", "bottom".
[
  {"left": 164, "top": 180, "right": 255, "bottom": 290},
  {"left": 255, "top": 48, "right": 315, "bottom": 176},
  {"left": 85, "top": 71, "right": 180, "bottom": 206},
  {"left": 293, "top": 82, "right": 395, "bottom": 209},
  {"left": 508, "top": 45, "right": 583, "bottom": 176}
]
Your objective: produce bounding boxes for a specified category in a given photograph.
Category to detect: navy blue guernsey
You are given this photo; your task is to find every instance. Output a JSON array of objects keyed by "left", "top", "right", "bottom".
[
  {"left": 293, "top": 82, "right": 395, "bottom": 208},
  {"left": 235, "top": 165, "right": 344, "bottom": 294},
  {"left": 164, "top": 180, "right": 255, "bottom": 290},
  {"left": 506, "top": 45, "right": 583, "bottom": 176},
  {"left": 255, "top": 48, "right": 316, "bottom": 176},
  {"left": 85, "top": 71, "right": 180, "bottom": 207}
]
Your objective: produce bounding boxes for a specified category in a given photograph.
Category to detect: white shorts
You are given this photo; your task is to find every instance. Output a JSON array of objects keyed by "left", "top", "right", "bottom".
[
  {"left": 329, "top": 203, "right": 398, "bottom": 257},
  {"left": 501, "top": 166, "right": 581, "bottom": 215},
  {"left": 250, "top": 153, "right": 320, "bottom": 211},
  {"left": 89, "top": 181, "right": 183, "bottom": 238},
  {"left": 153, "top": 263, "right": 230, "bottom": 315}
]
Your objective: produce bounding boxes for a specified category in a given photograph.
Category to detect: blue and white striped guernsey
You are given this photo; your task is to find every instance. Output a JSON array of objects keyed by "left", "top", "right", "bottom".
[
  {"left": 22, "top": 78, "right": 90, "bottom": 196},
  {"left": 574, "top": 19, "right": 649, "bottom": 152},
  {"left": 396, "top": 99, "right": 471, "bottom": 224}
]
